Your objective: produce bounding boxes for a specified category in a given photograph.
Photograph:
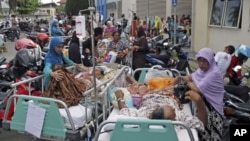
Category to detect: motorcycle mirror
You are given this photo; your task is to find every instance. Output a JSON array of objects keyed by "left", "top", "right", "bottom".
[
  {"left": 233, "top": 65, "right": 242, "bottom": 73},
  {"left": 163, "top": 42, "right": 168, "bottom": 46}
]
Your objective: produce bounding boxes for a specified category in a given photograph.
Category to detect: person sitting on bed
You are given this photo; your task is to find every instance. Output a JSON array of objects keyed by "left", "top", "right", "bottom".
[{"left": 114, "top": 81, "right": 206, "bottom": 132}]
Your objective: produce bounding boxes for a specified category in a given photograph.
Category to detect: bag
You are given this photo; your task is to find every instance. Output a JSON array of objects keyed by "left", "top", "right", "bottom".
[
  {"left": 148, "top": 77, "right": 175, "bottom": 90},
  {"left": 144, "top": 66, "right": 173, "bottom": 83},
  {"left": 174, "top": 78, "right": 190, "bottom": 104},
  {"left": 104, "top": 51, "right": 118, "bottom": 63}
]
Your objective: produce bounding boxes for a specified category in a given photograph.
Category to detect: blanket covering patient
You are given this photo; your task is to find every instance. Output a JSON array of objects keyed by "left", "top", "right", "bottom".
[{"left": 114, "top": 76, "right": 205, "bottom": 132}]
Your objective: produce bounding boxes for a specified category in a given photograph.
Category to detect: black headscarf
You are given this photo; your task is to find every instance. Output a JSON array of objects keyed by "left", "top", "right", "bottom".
[
  {"left": 70, "top": 31, "right": 79, "bottom": 45},
  {"left": 137, "top": 26, "right": 146, "bottom": 38}
]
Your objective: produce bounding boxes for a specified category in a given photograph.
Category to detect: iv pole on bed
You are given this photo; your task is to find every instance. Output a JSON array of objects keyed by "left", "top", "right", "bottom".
[{"left": 78, "top": 0, "right": 99, "bottom": 128}]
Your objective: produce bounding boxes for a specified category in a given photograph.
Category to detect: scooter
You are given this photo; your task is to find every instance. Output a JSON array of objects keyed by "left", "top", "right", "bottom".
[
  {"left": 0, "top": 49, "right": 42, "bottom": 127},
  {"left": 146, "top": 42, "right": 191, "bottom": 75},
  {"left": 145, "top": 37, "right": 171, "bottom": 68},
  {"left": 0, "top": 28, "right": 12, "bottom": 41}
]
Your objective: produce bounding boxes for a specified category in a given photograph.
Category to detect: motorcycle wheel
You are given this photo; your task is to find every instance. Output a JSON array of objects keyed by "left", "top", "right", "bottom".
[{"left": 7, "top": 33, "right": 12, "bottom": 41}]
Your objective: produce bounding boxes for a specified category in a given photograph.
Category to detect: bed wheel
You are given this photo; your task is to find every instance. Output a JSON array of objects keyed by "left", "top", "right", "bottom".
[{"left": 66, "top": 130, "right": 81, "bottom": 141}]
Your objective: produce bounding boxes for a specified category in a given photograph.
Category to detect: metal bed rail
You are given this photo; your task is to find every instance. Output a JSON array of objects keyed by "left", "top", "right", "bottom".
[
  {"left": 97, "top": 66, "right": 131, "bottom": 127},
  {"left": 3, "top": 65, "right": 131, "bottom": 140}
]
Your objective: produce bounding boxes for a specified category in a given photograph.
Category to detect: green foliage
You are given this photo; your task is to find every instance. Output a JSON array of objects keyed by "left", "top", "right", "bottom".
[
  {"left": 17, "top": 0, "right": 39, "bottom": 14},
  {"left": 65, "top": 0, "right": 89, "bottom": 15}
]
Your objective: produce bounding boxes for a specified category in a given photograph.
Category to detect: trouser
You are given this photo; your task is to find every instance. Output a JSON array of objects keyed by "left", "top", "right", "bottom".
[{"left": 12, "top": 29, "right": 20, "bottom": 41}]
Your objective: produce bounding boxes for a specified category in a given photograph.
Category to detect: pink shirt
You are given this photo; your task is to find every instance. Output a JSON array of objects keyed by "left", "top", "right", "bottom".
[{"left": 104, "top": 26, "right": 117, "bottom": 33}]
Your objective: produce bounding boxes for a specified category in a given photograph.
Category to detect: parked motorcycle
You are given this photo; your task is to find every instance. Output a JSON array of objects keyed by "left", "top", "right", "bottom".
[
  {"left": 145, "top": 37, "right": 170, "bottom": 67},
  {"left": 0, "top": 48, "right": 42, "bottom": 126},
  {"left": 25, "top": 32, "right": 50, "bottom": 50},
  {"left": 19, "top": 21, "right": 33, "bottom": 32},
  {"left": 0, "top": 28, "right": 12, "bottom": 41},
  {"left": 146, "top": 42, "right": 191, "bottom": 75}
]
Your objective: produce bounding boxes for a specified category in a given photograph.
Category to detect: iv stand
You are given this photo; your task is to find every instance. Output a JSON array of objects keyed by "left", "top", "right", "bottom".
[{"left": 78, "top": 0, "right": 98, "bottom": 128}]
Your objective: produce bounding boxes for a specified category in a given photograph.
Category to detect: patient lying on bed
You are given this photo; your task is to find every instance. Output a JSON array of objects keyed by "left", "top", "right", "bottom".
[{"left": 114, "top": 76, "right": 205, "bottom": 132}]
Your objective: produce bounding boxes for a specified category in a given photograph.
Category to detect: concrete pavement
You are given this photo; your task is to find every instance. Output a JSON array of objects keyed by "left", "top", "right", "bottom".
[{"left": 1, "top": 33, "right": 24, "bottom": 61}]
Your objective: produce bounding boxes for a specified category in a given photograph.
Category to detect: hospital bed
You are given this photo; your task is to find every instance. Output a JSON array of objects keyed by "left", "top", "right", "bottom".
[
  {"left": 94, "top": 66, "right": 199, "bottom": 141},
  {"left": 2, "top": 65, "right": 131, "bottom": 141}
]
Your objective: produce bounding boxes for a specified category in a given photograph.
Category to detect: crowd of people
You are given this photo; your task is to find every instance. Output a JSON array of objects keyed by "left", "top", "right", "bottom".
[{"left": 3, "top": 11, "right": 247, "bottom": 141}]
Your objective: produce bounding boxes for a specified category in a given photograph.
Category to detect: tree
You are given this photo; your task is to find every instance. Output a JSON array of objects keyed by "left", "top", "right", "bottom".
[
  {"left": 65, "top": 0, "right": 89, "bottom": 16},
  {"left": 17, "top": 0, "right": 39, "bottom": 14}
]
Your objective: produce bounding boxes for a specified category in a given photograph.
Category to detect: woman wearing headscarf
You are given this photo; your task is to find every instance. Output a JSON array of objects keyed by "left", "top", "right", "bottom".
[
  {"left": 43, "top": 37, "right": 74, "bottom": 89},
  {"left": 183, "top": 48, "right": 224, "bottom": 141},
  {"left": 68, "top": 31, "right": 81, "bottom": 64},
  {"left": 132, "top": 23, "right": 148, "bottom": 80},
  {"left": 50, "top": 19, "right": 64, "bottom": 36}
]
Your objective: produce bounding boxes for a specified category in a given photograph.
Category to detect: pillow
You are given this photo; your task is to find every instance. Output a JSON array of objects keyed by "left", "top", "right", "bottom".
[{"left": 107, "top": 87, "right": 134, "bottom": 108}]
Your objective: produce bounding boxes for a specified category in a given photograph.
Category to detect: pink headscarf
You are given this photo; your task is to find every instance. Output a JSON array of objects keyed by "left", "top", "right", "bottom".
[{"left": 191, "top": 48, "right": 224, "bottom": 116}]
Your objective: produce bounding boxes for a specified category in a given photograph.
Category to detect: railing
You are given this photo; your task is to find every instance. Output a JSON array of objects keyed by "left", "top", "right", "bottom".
[{"left": 5, "top": 65, "right": 131, "bottom": 132}]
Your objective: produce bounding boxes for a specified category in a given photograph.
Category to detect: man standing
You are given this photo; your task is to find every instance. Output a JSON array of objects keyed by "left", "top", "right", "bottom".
[
  {"left": 120, "top": 14, "right": 128, "bottom": 31},
  {"left": 82, "top": 27, "right": 104, "bottom": 66},
  {"left": 105, "top": 13, "right": 115, "bottom": 25},
  {"left": 11, "top": 14, "right": 19, "bottom": 42}
]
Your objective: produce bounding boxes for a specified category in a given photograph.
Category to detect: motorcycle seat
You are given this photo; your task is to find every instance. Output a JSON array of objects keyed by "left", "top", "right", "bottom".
[
  {"left": 0, "top": 88, "right": 13, "bottom": 101},
  {"left": 0, "top": 92, "right": 10, "bottom": 101},
  {"left": 225, "top": 101, "right": 250, "bottom": 113},
  {"left": 224, "top": 85, "right": 250, "bottom": 102},
  {"left": 42, "top": 47, "right": 49, "bottom": 53},
  {"left": 0, "top": 57, "right": 6, "bottom": 65},
  {"left": 0, "top": 81, "right": 13, "bottom": 87},
  {"left": 156, "top": 38, "right": 169, "bottom": 46}
]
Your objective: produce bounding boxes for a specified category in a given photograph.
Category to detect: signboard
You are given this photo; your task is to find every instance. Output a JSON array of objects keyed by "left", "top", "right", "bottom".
[
  {"left": 75, "top": 16, "right": 86, "bottom": 38},
  {"left": 172, "top": 0, "right": 178, "bottom": 7}
]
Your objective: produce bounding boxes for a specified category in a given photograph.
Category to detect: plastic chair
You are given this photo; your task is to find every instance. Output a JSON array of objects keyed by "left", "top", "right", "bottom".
[
  {"left": 94, "top": 119, "right": 195, "bottom": 141},
  {"left": 2, "top": 95, "right": 80, "bottom": 141}
]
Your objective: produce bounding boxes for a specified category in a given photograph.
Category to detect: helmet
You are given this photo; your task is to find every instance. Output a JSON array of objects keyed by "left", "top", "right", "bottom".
[
  {"left": 14, "top": 48, "right": 36, "bottom": 68},
  {"left": 37, "top": 33, "right": 49, "bottom": 42},
  {"left": 15, "top": 38, "right": 36, "bottom": 51},
  {"left": 58, "top": 20, "right": 63, "bottom": 27},
  {"left": 238, "top": 52, "right": 248, "bottom": 64}
]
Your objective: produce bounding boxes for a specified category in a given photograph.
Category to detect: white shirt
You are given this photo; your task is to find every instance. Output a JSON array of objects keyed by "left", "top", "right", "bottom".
[{"left": 214, "top": 52, "right": 232, "bottom": 76}]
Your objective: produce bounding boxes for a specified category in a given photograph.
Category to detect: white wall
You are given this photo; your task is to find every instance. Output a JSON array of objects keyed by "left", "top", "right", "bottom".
[
  {"left": 192, "top": 0, "right": 209, "bottom": 52},
  {"left": 208, "top": 0, "right": 250, "bottom": 53},
  {"left": 166, "top": 0, "right": 172, "bottom": 18},
  {"left": 193, "top": 0, "right": 250, "bottom": 53}
]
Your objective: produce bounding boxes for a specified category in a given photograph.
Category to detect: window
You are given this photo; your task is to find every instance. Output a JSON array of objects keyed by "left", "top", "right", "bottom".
[{"left": 209, "top": 0, "right": 242, "bottom": 28}]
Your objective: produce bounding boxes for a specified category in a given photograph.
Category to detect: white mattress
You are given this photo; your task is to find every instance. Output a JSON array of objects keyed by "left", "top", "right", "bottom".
[
  {"left": 59, "top": 104, "right": 92, "bottom": 129},
  {"left": 97, "top": 104, "right": 199, "bottom": 141}
]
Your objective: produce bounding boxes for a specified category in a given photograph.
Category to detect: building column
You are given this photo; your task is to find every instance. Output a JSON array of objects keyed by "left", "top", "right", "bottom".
[
  {"left": 166, "top": 0, "right": 172, "bottom": 18},
  {"left": 192, "top": 0, "right": 209, "bottom": 52}
]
